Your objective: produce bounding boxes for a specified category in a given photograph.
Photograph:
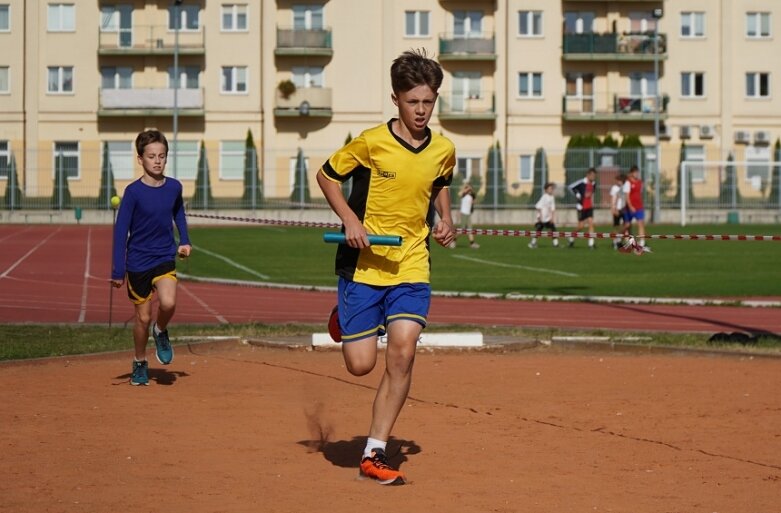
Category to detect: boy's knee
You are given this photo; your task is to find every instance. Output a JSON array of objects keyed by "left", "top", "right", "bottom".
[{"left": 345, "top": 359, "right": 375, "bottom": 376}]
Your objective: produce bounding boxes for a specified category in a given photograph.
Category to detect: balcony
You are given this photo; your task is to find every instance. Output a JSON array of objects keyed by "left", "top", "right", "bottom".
[
  {"left": 562, "top": 32, "right": 666, "bottom": 62},
  {"left": 562, "top": 93, "right": 668, "bottom": 122},
  {"left": 274, "top": 87, "right": 332, "bottom": 117},
  {"left": 438, "top": 91, "right": 496, "bottom": 121},
  {"left": 98, "top": 25, "right": 205, "bottom": 56},
  {"left": 438, "top": 34, "right": 496, "bottom": 61},
  {"left": 98, "top": 88, "right": 204, "bottom": 117},
  {"left": 275, "top": 27, "right": 333, "bottom": 57}
]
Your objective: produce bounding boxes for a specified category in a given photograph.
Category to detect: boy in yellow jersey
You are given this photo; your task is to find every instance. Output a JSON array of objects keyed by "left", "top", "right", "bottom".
[{"left": 317, "top": 49, "right": 456, "bottom": 485}]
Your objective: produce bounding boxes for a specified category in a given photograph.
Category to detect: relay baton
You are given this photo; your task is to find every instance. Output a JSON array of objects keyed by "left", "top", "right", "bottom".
[{"left": 323, "top": 232, "right": 402, "bottom": 246}]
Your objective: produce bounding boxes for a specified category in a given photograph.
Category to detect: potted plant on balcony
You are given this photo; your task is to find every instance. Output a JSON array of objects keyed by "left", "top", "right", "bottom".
[{"left": 278, "top": 79, "right": 296, "bottom": 99}]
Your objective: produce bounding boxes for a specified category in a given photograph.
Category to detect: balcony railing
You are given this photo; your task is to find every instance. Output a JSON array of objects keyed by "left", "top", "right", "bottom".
[
  {"left": 438, "top": 33, "right": 496, "bottom": 61},
  {"left": 438, "top": 90, "right": 496, "bottom": 120},
  {"left": 562, "top": 32, "right": 666, "bottom": 61},
  {"left": 275, "top": 27, "right": 333, "bottom": 56},
  {"left": 274, "top": 87, "right": 332, "bottom": 117},
  {"left": 562, "top": 92, "right": 668, "bottom": 121},
  {"left": 98, "top": 88, "right": 204, "bottom": 116},
  {"left": 98, "top": 25, "right": 205, "bottom": 55}
]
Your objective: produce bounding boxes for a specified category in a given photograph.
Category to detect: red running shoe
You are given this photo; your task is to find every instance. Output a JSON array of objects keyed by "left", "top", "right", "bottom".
[
  {"left": 328, "top": 305, "right": 342, "bottom": 342},
  {"left": 359, "top": 448, "right": 406, "bottom": 485}
]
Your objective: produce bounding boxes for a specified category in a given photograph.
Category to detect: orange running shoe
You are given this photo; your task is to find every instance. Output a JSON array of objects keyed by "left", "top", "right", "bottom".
[
  {"left": 328, "top": 305, "right": 342, "bottom": 342},
  {"left": 359, "top": 448, "right": 406, "bottom": 485}
]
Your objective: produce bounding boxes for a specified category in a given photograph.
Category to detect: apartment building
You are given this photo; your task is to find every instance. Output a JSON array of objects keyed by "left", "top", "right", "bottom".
[{"left": 0, "top": 0, "right": 779, "bottom": 209}]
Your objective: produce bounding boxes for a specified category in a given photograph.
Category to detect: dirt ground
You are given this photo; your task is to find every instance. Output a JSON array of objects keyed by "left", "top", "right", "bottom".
[{"left": 1, "top": 340, "right": 780, "bottom": 513}]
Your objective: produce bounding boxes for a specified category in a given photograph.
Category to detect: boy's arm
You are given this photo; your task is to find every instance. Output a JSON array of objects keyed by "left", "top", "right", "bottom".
[
  {"left": 431, "top": 187, "right": 455, "bottom": 247},
  {"left": 172, "top": 189, "right": 191, "bottom": 256},
  {"left": 316, "top": 170, "right": 370, "bottom": 248}
]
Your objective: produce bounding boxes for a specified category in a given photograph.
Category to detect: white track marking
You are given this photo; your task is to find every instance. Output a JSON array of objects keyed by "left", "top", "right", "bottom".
[
  {"left": 177, "top": 282, "right": 228, "bottom": 324},
  {"left": 192, "top": 244, "right": 270, "bottom": 280},
  {"left": 78, "top": 227, "right": 92, "bottom": 323},
  {"left": 452, "top": 254, "right": 579, "bottom": 278},
  {"left": 0, "top": 228, "right": 60, "bottom": 278},
  {"left": 0, "top": 226, "right": 31, "bottom": 244}
]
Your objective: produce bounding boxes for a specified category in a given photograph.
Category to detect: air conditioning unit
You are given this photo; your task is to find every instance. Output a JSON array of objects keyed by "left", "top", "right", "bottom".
[
  {"left": 754, "top": 130, "right": 771, "bottom": 145},
  {"left": 735, "top": 131, "right": 751, "bottom": 144},
  {"left": 699, "top": 125, "right": 715, "bottom": 139},
  {"left": 679, "top": 125, "right": 691, "bottom": 139}
]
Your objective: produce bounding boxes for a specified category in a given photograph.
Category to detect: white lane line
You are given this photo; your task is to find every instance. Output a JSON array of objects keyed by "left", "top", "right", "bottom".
[
  {"left": 0, "top": 226, "right": 31, "bottom": 244},
  {"left": 192, "top": 244, "right": 270, "bottom": 280},
  {"left": 451, "top": 254, "right": 579, "bottom": 278},
  {"left": 177, "top": 282, "right": 228, "bottom": 324},
  {"left": 0, "top": 227, "right": 60, "bottom": 278},
  {"left": 78, "top": 227, "right": 92, "bottom": 323}
]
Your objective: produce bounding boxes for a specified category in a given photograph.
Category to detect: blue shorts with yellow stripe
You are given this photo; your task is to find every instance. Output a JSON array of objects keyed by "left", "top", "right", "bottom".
[
  {"left": 126, "top": 260, "right": 177, "bottom": 305},
  {"left": 337, "top": 277, "right": 431, "bottom": 343}
]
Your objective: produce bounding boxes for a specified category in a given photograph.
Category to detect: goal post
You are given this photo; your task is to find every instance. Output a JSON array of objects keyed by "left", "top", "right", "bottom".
[{"left": 678, "top": 160, "right": 781, "bottom": 226}]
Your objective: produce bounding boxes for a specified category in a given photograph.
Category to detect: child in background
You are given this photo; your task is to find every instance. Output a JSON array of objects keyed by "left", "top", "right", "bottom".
[
  {"left": 458, "top": 183, "right": 479, "bottom": 249},
  {"left": 111, "top": 129, "right": 191, "bottom": 386},
  {"left": 567, "top": 168, "right": 597, "bottom": 249},
  {"left": 623, "top": 165, "right": 648, "bottom": 249},
  {"left": 610, "top": 173, "right": 627, "bottom": 250},
  {"left": 529, "top": 182, "right": 559, "bottom": 248}
]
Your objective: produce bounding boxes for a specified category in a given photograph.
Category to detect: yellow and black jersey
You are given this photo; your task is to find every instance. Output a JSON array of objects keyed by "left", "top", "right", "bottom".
[{"left": 320, "top": 119, "right": 455, "bottom": 286}]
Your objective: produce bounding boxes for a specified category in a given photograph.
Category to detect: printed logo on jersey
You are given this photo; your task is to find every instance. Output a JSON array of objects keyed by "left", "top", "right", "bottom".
[{"left": 375, "top": 169, "right": 397, "bottom": 179}]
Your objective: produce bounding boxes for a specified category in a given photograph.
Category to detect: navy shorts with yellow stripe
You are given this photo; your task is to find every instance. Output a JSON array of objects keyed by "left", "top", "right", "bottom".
[
  {"left": 126, "top": 260, "right": 177, "bottom": 305},
  {"left": 337, "top": 277, "right": 431, "bottom": 343}
]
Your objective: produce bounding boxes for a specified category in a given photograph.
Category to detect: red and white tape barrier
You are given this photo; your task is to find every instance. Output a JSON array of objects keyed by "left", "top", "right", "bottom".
[{"left": 186, "top": 213, "right": 781, "bottom": 242}]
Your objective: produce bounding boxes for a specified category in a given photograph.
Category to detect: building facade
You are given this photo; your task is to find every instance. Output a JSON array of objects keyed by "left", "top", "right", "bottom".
[{"left": 0, "top": 0, "right": 779, "bottom": 214}]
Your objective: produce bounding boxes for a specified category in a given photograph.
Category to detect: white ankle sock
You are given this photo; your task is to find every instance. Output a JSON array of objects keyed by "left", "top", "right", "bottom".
[
  {"left": 363, "top": 437, "right": 386, "bottom": 458},
  {"left": 153, "top": 323, "right": 162, "bottom": 336}
]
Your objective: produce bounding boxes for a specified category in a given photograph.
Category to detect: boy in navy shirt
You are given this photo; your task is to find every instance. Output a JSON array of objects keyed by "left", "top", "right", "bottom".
[{"left": 111, "top": 130, "right": 191, "bottom": 386}]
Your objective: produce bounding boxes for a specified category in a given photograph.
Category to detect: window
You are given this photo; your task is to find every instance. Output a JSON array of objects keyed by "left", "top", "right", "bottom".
[
  {"left": 106, "top": 141, "right": 134, "bottom": 180},
  {"left": 681, "top": 12, "right": 705, "bottom": 38},
  {"left": 101, "top": 67, "right": 132, "bottom": 89},
  {"left": 684, "top": 145, "right": 705, "bottom": 183},
  {"left": 681, "top": 72, "right": 705, "bottom": 97},
  {"left": 53, "top": 142, "right": 79, "bottom": 180},
  {"left": 0, "top": 66, "right": 8, "bottom": 93},
  {"left": 293, "top": 5, "right": 324, "bottom": 30},
  {"left": 518, "top": 11, "right": 542, "bottom": 36},
  {"left": 0, "top": 141, "right": 9, "bottom": 179},
  {"left": 629, "top": 12, "right": 657, "bottom": 33},
  {"left": 746, "top": 72, "right": 770, "bottom": 98},
  {"left": 221, "top": 66, "right": 247, "bottom": 93},
  {"left": 101, "top": 5, "right": 132, "bottom": 47},
  {"left": 48, "top": 4, "right": 75, "bottom": 32},
  {"left": 518, "top": 155, "right": 533, "bottom": 183},
  {"left": 456, "top": 156, "right": 480, "bottom": 181},
  {"left": 168, "top": 141, "right": 197, "bottom": 179},
  {"left": 289, "top": 155, "right": 309, "bottom": 195},
  {"left": 630, "top": 72, "right": 657, "bottom": 98},
  {"left": 518, "top": 72, "right": 542, "bottom": 98},
  {"left": 47, "top": 66, "right": 73, "bottom": 93},
  {"left": 222, "top": 4, "right": 247, "bottom": 31},
  {"left": 745, "top": 146, "right": 770, "bottom": 185},
  {"left": 564, "top": 11, "right": 594, "bottom": 34},
  {"left": 220, "top": 141, "right": 244, "bottom": 180},
  {"left": 405, "top": 10, "right": 429, "bottom": 37},
  {"left": 169, "top": 4, "right": 199, "bottom": 30},
  {"left": 454, "top": 11, "right": 482, "bottom": 38},
  {"left": 169, "top": 66, "right": 200, "bottom": 89},
  {"left": 746, "top": 12, "right": 770, "bottom": 38},
  {"left": 450, "top": 71, "right": 481, "bottom": 112},
  {"left": 292, "top": 66, "right": 323, "bottom": 88},
  {"left": 0, "top": 4, "right": 10, "bottom": 31}
]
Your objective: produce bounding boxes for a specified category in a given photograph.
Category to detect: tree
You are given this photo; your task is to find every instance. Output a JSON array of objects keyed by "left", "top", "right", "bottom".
[
  {"left": 768, "top": 138, "right": 781, "bottom": 207},
  {"left": 191, "top": 141, "right": 213, "bottom": 209},
  {"left": 97, "top": 142, "right": 118, "bottom": 210},
  {"left": 241, "top": 130, "right": 262, "bottom": 208},
  {"left": 3, "top": 154, "right": 22, "bottom": 210},
  {"left": 290, "top": 147, "right": 311, "bottom": 207},
  {"left": 530, "top": 147, "right": 548, "bottom": 204},
  {"left": 617, "top": 134, "right": 645, "bottom": 172},
  {"left": 719, "top": 152, "right": 740, "bottom": 207},
  {"left": 483, "top": 141, "right": 506, "bottom": 207},
  {"left": 50, "top": 152, "right": 73, "bottom": 209}
]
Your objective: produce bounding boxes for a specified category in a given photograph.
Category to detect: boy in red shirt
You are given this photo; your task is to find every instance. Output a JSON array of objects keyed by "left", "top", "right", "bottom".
[{"left": 622, "top": 165, "right": 647, "bottom": 248}]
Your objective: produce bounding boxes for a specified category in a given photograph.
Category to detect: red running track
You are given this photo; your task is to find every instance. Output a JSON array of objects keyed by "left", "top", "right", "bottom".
[{"left": 0, "top": 225, "right": 778, "bottom": 335}]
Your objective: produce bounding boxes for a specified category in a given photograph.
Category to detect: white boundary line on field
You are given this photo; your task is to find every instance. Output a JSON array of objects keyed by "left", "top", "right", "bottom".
[
  {"left": 192, "top": 244, "right": 271, "bottom": 280},
  {"left": 451, "top": 254, "right": 579, "bottom": 278},
  {"left": 175, "top": 274, "right": 781, "bottom": 308}
]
